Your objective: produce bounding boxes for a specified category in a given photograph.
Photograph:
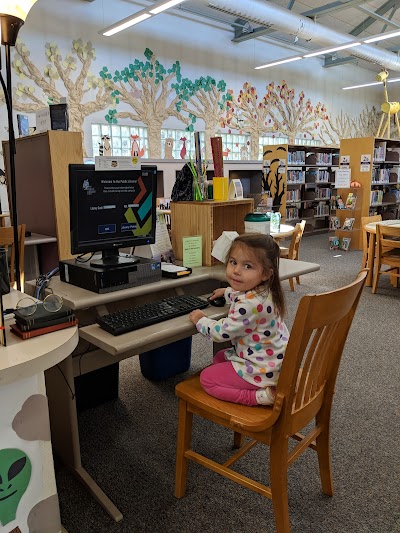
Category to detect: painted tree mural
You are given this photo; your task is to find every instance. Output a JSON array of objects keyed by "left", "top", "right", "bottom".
[
  {"left": 102, "top": 48, "right": 182, "bottom": 158},
  {"left": 319, "top": 110, "right": 353, "bottom": 147},
  {"left": 266, "top": 81, "right": 328, "bottom": 143},
  {"left": 221, "top": 83, "right": 273, "bottom": 160},
  {"left": 12, "top": 39, "right": 114, "bottom": 150},
  {"left": 352, "top": 105, "right": 380, "bottom": 138},
  {"left": 173, "top": 76, "right": 227, "bottom": 157}
]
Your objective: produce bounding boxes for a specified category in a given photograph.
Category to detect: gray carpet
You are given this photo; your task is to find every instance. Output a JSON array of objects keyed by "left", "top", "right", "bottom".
[{"left": 56, "top": 233, "right": 400, "bottom": 533}]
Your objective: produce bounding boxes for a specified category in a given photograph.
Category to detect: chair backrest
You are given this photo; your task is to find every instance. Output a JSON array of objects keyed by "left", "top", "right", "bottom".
[
  {"left": 287, "top": 220, "right": 306, "bottom": 260},
  {"left": 275, "top": 271, "right": 367, "bottom": 434},
  {"left": 376, "top": 224, "right": 400, "bottom": 257},
  {"left": 361, "top": 215, "right": 382, "bottom": 251},
  {"left": 0, "top": 225, "right": 26, "bottom": 287}
]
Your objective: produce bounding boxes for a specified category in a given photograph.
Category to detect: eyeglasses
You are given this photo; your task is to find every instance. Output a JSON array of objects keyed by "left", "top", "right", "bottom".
[{"left": 16, "top": 292, "right": 63, "bottom": 317}]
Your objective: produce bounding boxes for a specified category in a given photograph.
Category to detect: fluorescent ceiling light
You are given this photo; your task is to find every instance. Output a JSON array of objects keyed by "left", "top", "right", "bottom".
[
  {"left": 150, "top": 0, "right": 185, "bottom": 15},
  {"left": 255, "top": 56, "right": 302, "bottom": 70},
  {"left": 343, "top": 77, "right": 400, "bottom": 90},
  {"left": 304, "top": 42, "right": 361, "bottom": 58},
  {"left": 364, "top": 30, "right": 400, "bottom": 43},
  {"left": 103, "top": 13, "right": 151, "bottom": 36},
  {"left": 101, "top": 0, "right": 188, "bottom": 36}
]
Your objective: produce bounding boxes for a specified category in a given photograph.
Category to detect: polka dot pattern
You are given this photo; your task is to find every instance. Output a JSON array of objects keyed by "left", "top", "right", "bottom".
[{"left": 195, "top": 287, "right": 289, "bottom": 389}]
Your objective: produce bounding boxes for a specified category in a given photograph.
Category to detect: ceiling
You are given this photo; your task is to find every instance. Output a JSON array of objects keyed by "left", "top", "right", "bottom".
[{"left": 156, "top": 0, "right": 400, "bottom": 71}]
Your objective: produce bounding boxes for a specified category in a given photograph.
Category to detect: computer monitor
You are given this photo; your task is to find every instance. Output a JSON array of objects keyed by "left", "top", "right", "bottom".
[{"left": 69, "top": 164, "right": 157, "bottom": 269}]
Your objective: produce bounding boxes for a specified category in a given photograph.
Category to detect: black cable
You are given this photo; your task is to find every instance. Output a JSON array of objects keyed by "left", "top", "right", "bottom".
[
  {"left": 75, "top": 252, "right": 95, "bottom": 263},
  {"left": 56, "top": 364, "right": 75, "bottom": 400},
  {"left": 78, "top": 342, "right": 93, "bottom": 377}
]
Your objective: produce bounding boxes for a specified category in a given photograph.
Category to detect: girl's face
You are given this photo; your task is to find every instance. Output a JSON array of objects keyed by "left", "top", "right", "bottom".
[{"left": 226, "top": 244, "right": 272, "bottom": 293}]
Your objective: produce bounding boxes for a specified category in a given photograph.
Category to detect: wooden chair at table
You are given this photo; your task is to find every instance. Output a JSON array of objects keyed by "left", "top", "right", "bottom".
[
  {"left": 279, "top": 220, "right": 306, "bottom": 291},
  {"left": 361, "top": 214, "right": 382, "bottom": 269},
  {"left": 175, "top": 271, "right": 367, "bottom": 533},
  {"left": 372, "top": 224, "right": 400, "bottom": 293},
  {"left": 0, "top": 224, "right": 26, "bottom": 291}
]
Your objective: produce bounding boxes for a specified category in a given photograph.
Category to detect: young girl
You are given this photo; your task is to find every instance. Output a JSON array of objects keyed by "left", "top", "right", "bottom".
[{"left": 189, "top": 233, "right": 288, "bottom": 406}]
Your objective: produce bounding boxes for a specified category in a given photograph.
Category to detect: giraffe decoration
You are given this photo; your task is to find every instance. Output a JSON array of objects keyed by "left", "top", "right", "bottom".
[{"left": 375, "top": 69, "right": 400, "bottom": 139}]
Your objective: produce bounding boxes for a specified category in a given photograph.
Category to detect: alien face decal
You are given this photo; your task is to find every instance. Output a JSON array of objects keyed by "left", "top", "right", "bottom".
[{"left": 0, "top": 449, "right": 31, "bottom": 526}]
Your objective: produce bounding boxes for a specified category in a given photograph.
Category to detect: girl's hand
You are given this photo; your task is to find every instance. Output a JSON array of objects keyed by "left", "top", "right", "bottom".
[
  {"left": 189, "top": 309, "right": 206, "bottom": 324},
  {"left": 209, "top": 288, "right": 226, "bottom": 300}
]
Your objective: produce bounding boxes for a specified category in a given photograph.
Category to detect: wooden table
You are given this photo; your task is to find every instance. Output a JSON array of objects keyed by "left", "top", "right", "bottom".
[
  {"left": 0, "top": 289, "right": 78, "bottom": 530},
  {"left": 271, "top": 223, "right": 294, "bottom": 240},
  {"left": 364, "top": 219, "right": 400, "bottom": 286}
]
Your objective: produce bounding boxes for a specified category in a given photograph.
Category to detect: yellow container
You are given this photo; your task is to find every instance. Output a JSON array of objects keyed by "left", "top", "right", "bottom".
[{"left": 213, "top": 177, "right": 229, "bottom": 201}]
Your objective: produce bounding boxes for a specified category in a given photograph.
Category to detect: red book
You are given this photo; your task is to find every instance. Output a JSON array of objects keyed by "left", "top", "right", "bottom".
[{"left": 10, "top": 318, "right": 78, "bottom": 340}]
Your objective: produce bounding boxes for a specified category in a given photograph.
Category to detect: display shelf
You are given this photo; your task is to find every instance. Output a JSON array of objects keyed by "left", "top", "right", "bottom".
[
  {"left": 340, "top": 137, "right": 400, "bottom": 249},
  {"left": 170, "top": 198, "right": 254, "bottom": 266}
]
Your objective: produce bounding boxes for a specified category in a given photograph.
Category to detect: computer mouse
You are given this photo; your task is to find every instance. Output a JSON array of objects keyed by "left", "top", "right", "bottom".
[{"left": 207, "top": 295, "right": 226, "bottom": 307}]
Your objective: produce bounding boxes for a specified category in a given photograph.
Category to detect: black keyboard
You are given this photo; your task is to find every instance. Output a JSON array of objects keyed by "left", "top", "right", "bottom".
[{"left": 96, "top": 294, "right": 209, "bottom": 336}]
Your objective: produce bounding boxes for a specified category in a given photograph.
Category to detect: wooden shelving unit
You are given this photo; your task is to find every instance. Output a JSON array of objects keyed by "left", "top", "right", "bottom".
[
  {"left": 262, "top": 143, "right": 339, "bottom": 235},
  {"left": 3, "top": 131, "right": 83, "bottom": 261},
  {"left": 171, "top": 199, "right": 254, "bottom": 266},
  {"left": 339, "top": 137, "right": 400, "bottom": 249}
]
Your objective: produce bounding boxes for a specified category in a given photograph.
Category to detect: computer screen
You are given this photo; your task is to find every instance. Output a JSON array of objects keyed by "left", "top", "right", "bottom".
[{"left": 69, "top": 164, "right": 157, "bottom": 268}]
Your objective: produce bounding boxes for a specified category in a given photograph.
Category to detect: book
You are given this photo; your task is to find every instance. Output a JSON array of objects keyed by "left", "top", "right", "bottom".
[
  {"left": 342, "top": 217, "right": 355, "bottom": 231},
  {"left": 341, "top": 237, "right": 351, "bottom": 251},
  {"left": 329, "top": 216, "right": 341, "bottom": 230},
  {"left": 336, "top": 196, "right": 345, "bottom": 209},
  {"left": 10, "top": 318, "right": 78, "bottom": 340},
  {"left": 345, "top": 193, "right": 357, "bottom": 209},
  {"left": 14, "top": 304, "right": 74, "bottom": 327},
  {"left": 15, "top": 313, "right": 76, "bottom": 332},
  {"left": 329, "top": 236, "right": 340, "bottom": 250},
  {"left": 17, "top": 114, "right": 29, "bottom": 137}
]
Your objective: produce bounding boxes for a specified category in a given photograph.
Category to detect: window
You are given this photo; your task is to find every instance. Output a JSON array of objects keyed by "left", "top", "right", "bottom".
[
  {"left": 218, "top": 132, "right": 251, "bottom": 160},
  {"left": 91, "top": 124, "right": 149, "bottom": 157},
  {"left": 161, "top": 129, "right": 200, "bottom": 160},
  {"left": 258, "top": 135, "right": 320, "bottom": 159}
]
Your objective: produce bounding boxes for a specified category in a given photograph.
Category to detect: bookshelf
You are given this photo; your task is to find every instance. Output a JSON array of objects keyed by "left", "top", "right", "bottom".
[
  {"left": 262, "top": 143, "right": 339, "bottom": 235},
  {"left": 339, "top": 137, "right": 400, "bottom": 249}
]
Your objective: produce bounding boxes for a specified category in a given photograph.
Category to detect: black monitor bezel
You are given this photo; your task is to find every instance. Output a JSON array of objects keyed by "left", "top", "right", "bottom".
[{"left": 69, "top": 164, "right": 157, "bottom": 256}]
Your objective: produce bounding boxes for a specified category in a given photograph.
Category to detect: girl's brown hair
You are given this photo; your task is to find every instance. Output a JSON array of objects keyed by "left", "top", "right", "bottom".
[{"left": 227, "top": 233, "right": 286, "bottom": 318}]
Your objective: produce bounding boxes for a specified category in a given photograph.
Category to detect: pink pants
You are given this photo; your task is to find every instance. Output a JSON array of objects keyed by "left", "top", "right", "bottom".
[{"left": 200, "top": 349, "right": 260, "bottom": 406}]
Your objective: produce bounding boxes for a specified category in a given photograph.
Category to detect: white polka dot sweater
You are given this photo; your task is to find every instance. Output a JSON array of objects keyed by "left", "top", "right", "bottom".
[{"left": 196, "top": 287, "right": 289, "bottom": 388}]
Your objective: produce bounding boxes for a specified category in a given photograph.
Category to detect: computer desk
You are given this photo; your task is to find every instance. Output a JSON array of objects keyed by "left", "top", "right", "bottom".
[{"left": 27, "top": 259, "right": 320, "bottom": 523}]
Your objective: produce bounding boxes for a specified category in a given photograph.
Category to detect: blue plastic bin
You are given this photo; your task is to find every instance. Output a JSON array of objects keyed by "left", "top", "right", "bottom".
[{"left": 139, "top": 337, "right": 192, "bottom": 381}]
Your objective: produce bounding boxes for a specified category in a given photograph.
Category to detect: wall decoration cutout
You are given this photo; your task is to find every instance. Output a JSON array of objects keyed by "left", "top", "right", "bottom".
[
  {"left": 12, "top": 39, "right": 114, "bottom": 154},
  {"left": 11, "top": 394, "right": 51, "bottom": 441},
  {"left": 130, "top": 134, "right": 145, "bottom": 157},
  {"left": 179, "top": 137, "right": 187, "bottom": 159},
  {"left": 27, "top": 494, "right": 62, "bottom": 533},
  {"left": 267, "top": 81, "right": 328, "bottom": 143},
  {"left": 103, "top": 48, "right": 182, "bottom": 159},
  {"left": 0, "top": 449, "right": 32, "bottom": 526},
  {"left": 173, "top": 75, "right": 228, "bottom": 158},
  {"left": 262, "top": 146, "right": 286, "bottom": 210},
  {"left": 164, "top": 137, "right": 174, "bottom": 159},
  {"left": 222, "top": 83, "right": 273, "bottom": 160}
]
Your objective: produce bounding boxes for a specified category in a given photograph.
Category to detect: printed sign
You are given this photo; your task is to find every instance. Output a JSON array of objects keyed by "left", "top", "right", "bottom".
[{"left": 335, "top": 168, "right": 351, "bottom": 188}]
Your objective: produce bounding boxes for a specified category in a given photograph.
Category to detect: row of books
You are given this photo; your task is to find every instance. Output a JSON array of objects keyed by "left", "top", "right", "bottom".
[
  {"left": 288, "top": 151, "right": 305, "bottom": 165},
  {"left": 370, "top": 190, "right": 384, "bottom": 206},
  {"left": 286, "top": 190, "right": 301, "bottom": 201},
  {"left": 306, "top": 169, "right": 331, "bottom": 183},
  {"left": 329, "top": 236, "right": 351, "bottom": 251},
  {"left": 287, "top": 170, "right": 305, "bottom": 183},
  {"left": 11, "top": 305, "right": 77, "bottom": 339}
]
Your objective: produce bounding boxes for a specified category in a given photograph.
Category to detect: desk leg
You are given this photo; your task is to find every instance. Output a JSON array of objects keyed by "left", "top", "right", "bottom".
[
  {"left": 45, "top": 355, "right": 123, "bottom": 522},
  {"left": 366, "top": 234, "right": 376, "bottom": 287}
]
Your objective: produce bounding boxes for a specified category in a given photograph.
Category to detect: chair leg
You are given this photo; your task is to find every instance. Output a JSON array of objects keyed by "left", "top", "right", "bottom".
[
  {"left": 295, "top": 276, "right": 300, "bottom": 285},
  {"left": 316, "top": 429, "right": 334, "bottom": 496},
  {"left": 233, "top": 431, "right": 244, "bottom": 449},
  {"left": 270, "top": 436, "right": 290, "bottom": 533},
  {"left": 289, "top": 277, "right": 295, "bottom": 292},
  {"left": 175, "top": 399, "right": 193, "bottom": 498},
  {"left": 372, "top": 266, "right": 380, "bottom": 294}
]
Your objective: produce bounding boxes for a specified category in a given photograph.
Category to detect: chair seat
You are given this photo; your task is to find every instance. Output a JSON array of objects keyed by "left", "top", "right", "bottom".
[{"left": 176, "top": 374, "right": 274, "bottom": 430}]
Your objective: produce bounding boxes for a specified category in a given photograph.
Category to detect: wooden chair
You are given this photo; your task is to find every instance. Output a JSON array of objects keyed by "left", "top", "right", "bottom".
[
  {"left": 361, "top": 215, "right": 382, "bottom": 268},
  {"left": 372, "top": 224, "right": 400, "bottom": 293},
  {"left": 279, "top": 220, "right": 306, "bottom": 291},
  {"left": 175, "top": 271, "right": 367, "bottom": 533},
  {"left": 0, "top": 225, "right": 26, "bottom": 291}
]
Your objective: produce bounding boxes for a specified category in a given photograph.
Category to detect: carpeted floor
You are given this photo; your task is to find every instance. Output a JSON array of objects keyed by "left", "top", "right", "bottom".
[{"left": 56, "top": 233, "right": 399, "bottom": 533}]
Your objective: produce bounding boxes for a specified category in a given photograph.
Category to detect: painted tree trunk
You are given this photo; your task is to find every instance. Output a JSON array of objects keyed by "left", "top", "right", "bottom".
[{"left": 148, "top": 123, "right": 163, "bottom": 159}]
